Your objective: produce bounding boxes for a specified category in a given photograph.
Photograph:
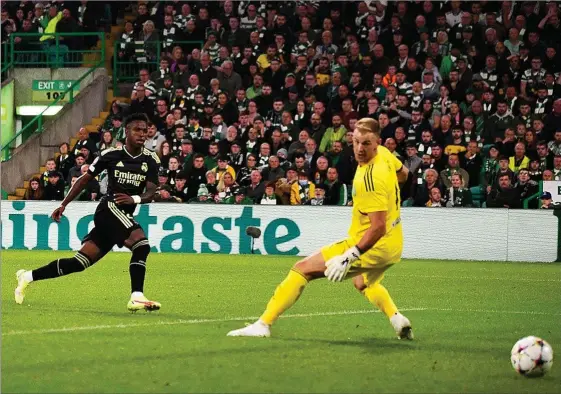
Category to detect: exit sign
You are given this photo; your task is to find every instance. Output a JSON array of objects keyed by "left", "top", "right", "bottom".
[{"left": 32, "top": 80, "right": 79, "bottom": 103}]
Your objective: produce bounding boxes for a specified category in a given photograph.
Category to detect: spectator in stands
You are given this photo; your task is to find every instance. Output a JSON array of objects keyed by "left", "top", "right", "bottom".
[
  {"left": 165, "top": 156, "right": 181, "bottom": 186},
  {"left": 414, "top": 168, "right": 443, "bottom": 207},
  {"left": 553, "top": 154, "right": 561, "bottom": 180},
  {"left": 260, "top": 182, "right": 279, "bottom": 205},
  {"left": 14, "top": 19, "right": 39, "bottom": 63},
  {"left": 540, "top": 192, "right": 558, "bottom": 209},
  {"left": 509, "top": 142, "right": 530, "bottom": 173},
  {"left": 24, "top": 177, "right": 44, "bottom": 200},
  {"left": 55, "top": 142, "right": 73, "bottom": 182},
  {"left": 444, "top": 173, "right": 473, "bottom": 207},
  {"left": 307, "top": 183, "right": 326, "bottom": 206},
  {"left": 218, "top": 60, "right": 243, "bottom": 97},
  {"left": 184, "top": 154, "right": 207, "bottom": 202},
  {"left": 324, "top": 167, "right": 347, "bottom": 206},
  {"left": 67, "top": 154, "right": 86, "bottom": 185},
  {"left": 80, "top": 146, "right": 94, "bottom": 165},
  {"left": 440, "top": 153, "right": 469, "bottom": 189},
  {"left": 72, "top": 127, "right": 98, "bottom": 157},
  {"left": 548, "top": 130, "right": 561, "bottom": 156},
  {"left": 462, "top": 141, "right": 483, "bottom": 188},
  {"left": 145, "top": 122, "right": 166, "bottom": 152},
  {"left": 97, "top": 131, "right": 116, "bottom": 152},
  {"left": 496, "top": 155, "right": 516, "bottom": 185},
  {"left": 137, "top": 20, "right": 158, "bottom": 62},
  {"left": 65, "top": 165, "right": 99, "bottom": 201},
  {"left": 41, "top": 158, "right": 57, "bottom": 186},
  {"left": 216, "top": 172, "right": 238, "bottom": 203},
  {"left": 261, "top": 155, "right": 284, "bottom": 182},
  {"left": 426, "top": 187, "right": 444, "bottom": 207},
  {"left": 56, "top": 8, "right": 82, "bottom": 54},
  {"left": 39, "top": 5, "right": 62, "bottom": 49},
  {"left": 154, "top": 184, "right": 182, "bottom": 203},
  {"left": 108, "top": 115, "right": 125, "bottom": 142},
  {"left": 43, "top": 171, "right": 65, "bottom": 201},
  {"left": 516, "top": 168, "right": 539, "bottom": 207},
  {"left": 129, "top": 84, "right": 155, "bottom": 117},
  {"left": 169, "top": 173, "right": 188, "bottom": 203},
  {"left": 158, "top": 141, "right": 172, "bottom": 170},
  {"left": 205, "top": 170, "right": 218, "bottom": 198},
  {"left": 211, "top": 155, "right": 236, "bottom": 183},
  {"left": 486, "top": 173, "right": 521, "bottom": 209},
  {"left": 291, "top": 170, "right": 315, "bottom": 205},
  {"left": 246, "top": 169, "right": 265, "bottom": 202}
]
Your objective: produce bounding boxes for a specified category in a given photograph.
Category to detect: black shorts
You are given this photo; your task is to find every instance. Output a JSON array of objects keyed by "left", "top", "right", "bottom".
[{"left": 82, "top": 200, "right": 142, "bottom": 250}]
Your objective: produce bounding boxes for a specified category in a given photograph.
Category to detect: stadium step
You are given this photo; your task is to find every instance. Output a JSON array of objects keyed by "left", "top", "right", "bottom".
[
  {"left": 23, "top": 181, "right": 29, "bottom": 189},
  {"left": 111, "top": 25, "right": 123, "bottom": 39},
  {"left": 39, "top": 166, "right": 46, "bottom": 173},
  {"left": 100, "top": 111, "right": 109, "bottom": 118},
  {"left": 91, "top": 117, "right": 105, "bottom": 126},
  {"left": 85, "top": 124, "right": 99, "bottom": 133},
  {"left": 8, "top": 195, "right": 22, "bottom": 200},
  {"left": 15, "top": 188, "right": 26, "bottom": 197},
  {"left": 82, "top": 53, "right": 101, "bottom": 68}
]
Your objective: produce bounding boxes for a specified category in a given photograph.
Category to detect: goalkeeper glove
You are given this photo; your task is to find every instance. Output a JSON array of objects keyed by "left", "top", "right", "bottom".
[{"left": 324, "top": 246, "right": 362, "bottom": 282}]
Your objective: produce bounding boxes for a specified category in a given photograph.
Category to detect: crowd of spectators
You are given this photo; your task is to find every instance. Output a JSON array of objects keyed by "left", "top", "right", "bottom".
[
  {"left": 19, "top": 0, "right": 561, "bottom": 209},
  {"left": 1, "top": 0, "right": 125, "bottom": 65}
]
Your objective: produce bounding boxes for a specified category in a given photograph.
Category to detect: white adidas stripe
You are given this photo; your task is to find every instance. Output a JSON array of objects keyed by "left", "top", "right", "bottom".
[{"left": 108, "top": 201, "right": 133, "bottom": 228}]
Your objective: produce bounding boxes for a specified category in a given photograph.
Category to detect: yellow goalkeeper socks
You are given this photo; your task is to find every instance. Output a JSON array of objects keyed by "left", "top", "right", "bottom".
[
  {"left": 260, "top": 269, "right": 309, "bottom": 325},
  {"left": 363, "top": 283, "right": 398, "bottom": 318}
]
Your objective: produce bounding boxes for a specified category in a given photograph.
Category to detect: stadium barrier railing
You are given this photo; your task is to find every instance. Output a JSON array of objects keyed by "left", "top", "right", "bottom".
[
  {"left": 112, "top": 40, "right": 203, "bottom": 96},
  {"left": 1, "top": 41, "right": 12, "bottom": 80},
  {"left": 523, "top": 181, "right": 543, "bottom": 209},
  {"left": 7, "top": 32, "right": 104, "bottom": 68},
  {"left": 0, "top": 33, "right": 106, "bottom": 162}
]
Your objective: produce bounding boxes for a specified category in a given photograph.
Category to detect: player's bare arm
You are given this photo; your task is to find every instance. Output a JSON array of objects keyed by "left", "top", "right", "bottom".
[
  {"left": 114, "top": 181, "right": 158, "bottom": 205},
  {"left": 396, "top": 165, "right": 409, "bottom": 184},
  {"left": 51, "top": 173, "right": 94, "bottom": 222},
  {"left": 356, "top": 211, "right": 387, "bottom": 252}
]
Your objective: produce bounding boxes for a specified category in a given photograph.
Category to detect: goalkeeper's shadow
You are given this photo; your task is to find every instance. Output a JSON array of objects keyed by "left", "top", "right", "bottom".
[{"left": 276, "top": 336, "right": 419, "bottom": 352}]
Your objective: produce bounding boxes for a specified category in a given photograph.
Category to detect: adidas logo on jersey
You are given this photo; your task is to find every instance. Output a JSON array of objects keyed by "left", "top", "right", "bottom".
[{"left": 116, "top": 161, "right": 124, "bottom": 167}]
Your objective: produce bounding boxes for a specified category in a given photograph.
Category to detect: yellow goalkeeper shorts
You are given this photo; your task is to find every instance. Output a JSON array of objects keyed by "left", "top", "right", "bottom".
[{"left": 320, "top": 234, "right": 403, "bottom": 285}]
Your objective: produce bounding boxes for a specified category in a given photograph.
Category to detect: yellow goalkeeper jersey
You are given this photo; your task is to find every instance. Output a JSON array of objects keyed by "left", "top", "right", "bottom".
[{"left": 348, "top": 146, "right": 402, "bottom": 244}]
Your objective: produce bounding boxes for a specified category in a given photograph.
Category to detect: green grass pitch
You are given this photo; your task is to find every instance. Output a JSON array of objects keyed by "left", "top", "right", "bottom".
[{"left": 2, "top": 250, "right": 561, "bottom": 393}]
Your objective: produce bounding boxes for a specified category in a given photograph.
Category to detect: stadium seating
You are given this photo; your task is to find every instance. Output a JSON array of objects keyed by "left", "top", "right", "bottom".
[{"left": 2, "top": 1, "right": 559, "bottom": 209}]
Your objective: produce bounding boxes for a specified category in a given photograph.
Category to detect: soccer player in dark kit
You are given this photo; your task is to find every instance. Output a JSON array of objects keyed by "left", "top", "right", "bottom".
[{"left": 15, "top": 113, "right": 162, "bottom": 312}]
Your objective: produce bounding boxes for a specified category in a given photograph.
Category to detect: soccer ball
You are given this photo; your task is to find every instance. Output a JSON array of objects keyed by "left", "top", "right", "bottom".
[{"left": 511, "top": 336, "right": 553, "bottom": 377}]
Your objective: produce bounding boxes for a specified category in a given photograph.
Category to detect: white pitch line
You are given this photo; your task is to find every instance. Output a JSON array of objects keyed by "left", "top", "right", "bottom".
[
  {"left": 3, "top": 307, "right": 560, "bottom": 337},
  {"left": 2, "top": 308, "right": 427, "bottom": 337},
  {"left": 429, "top": 308, "right": 561, "bottom": 316}
]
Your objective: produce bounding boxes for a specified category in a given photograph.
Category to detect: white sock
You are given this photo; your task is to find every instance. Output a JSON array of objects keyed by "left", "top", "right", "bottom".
[
  {"left": 131, "top": 291, "right": 144, "bottom": 299},
  {"left": 23, "top": 271, "right": 33, "bottom": 282}
]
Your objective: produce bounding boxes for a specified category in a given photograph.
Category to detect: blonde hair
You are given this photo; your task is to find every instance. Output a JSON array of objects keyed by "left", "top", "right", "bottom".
[{"left": 354, "top": 118, "right": 380, "bottom": 135}]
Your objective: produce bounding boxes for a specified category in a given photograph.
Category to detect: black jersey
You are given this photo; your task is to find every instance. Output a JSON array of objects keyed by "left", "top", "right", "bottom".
[{"left": 88, "top": 146, "right": 160, "bottom": 212}]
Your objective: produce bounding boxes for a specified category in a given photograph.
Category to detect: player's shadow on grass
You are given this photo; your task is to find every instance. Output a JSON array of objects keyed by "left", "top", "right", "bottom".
[
  {"left": 276, "top": 336, "right": 418, "bottom": 352},
  {"left": 30, "top": 306, "right": 193, "bottom": 320}
]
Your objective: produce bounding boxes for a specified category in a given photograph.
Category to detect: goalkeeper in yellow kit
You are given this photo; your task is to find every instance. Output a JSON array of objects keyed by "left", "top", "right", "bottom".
[{"left": 227, "top": 118, "right": 413, "bottom": 339}]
